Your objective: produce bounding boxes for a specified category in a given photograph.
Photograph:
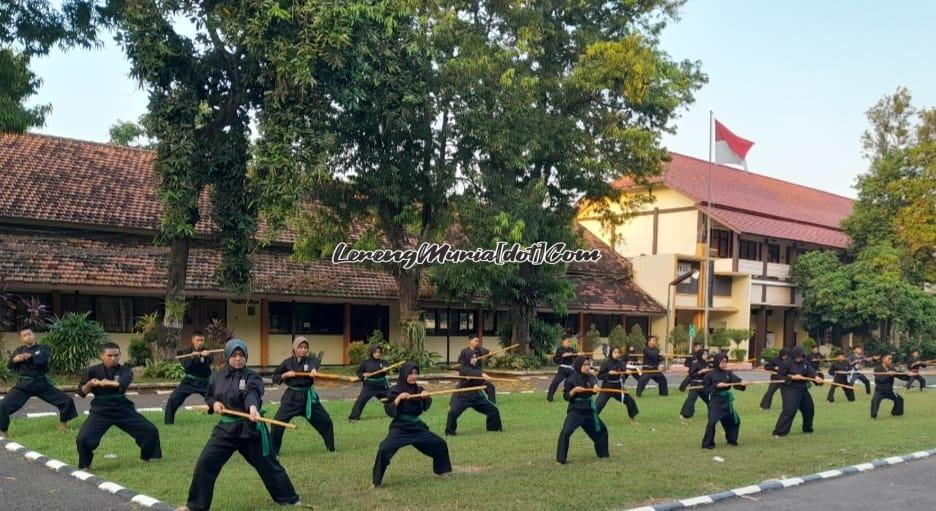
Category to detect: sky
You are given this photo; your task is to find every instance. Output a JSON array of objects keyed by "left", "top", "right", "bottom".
[{"left": 28, "top": 1, "right": 936, "bottom": 199}]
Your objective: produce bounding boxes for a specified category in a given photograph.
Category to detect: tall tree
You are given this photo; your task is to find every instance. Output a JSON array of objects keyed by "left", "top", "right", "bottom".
[
  {"left": 108, "top": 118, "right": 152, "bottom": 148},
  {"left": 244, "top": 0, "right": 703, "bottom": 347},
  {"left": 0, "top": 1, "right": 97, "bottom": 132}
]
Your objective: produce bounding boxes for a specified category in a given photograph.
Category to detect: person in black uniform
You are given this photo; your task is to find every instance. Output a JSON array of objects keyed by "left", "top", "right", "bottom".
[
  {"left": 595, "top": 346, "right": 639, "bottom": 421},
  {"left": 772, "top": 345, "right": 823, "bottom": 437},
  {"left": 759, "top": 348, "right": 789, "bottom": 410},
  {"left": 701, "top": 352, "right": 745, "bottom": 449},
  {"left": 826, "top": 351, "right": 854, "bottom": 403},
  {"left": 808, "top": 345, "right": 822, "bottom": 371},
  {"left": 75, "top": 342, "right": 162, "bottom": 469},
  {"left": 556, "top": 356, "right": 609, "bottom": 464},
  {"left": 349, "top": 344, "right": 391, "bottom": 420},
  {"left": 445, "top": 348, "right": 502, "bottom": 435},
  {"left": 179, "top": 339, "right": 300, "bottom": 511},
  {"left": 270, "top": 336, "right": 335, "bottom": 455},
  {"left": 468, "top": 337, "right": 497, "bottom": 403},
  {"left": 547, "top": 338, "right": 577, "bottom": 402},
  {"left": 373, "top": 362, "right": 452, "bottom": 487},
  {"left": 679, "top": 344, "right": 705, "bottom": 392},
  {"left": 636, "top": 335, "right": 668, "bottom": 397},
  {"left": 871, "top": 354, "right": 910, "bottom": 419},
  {"left": 0, "top": 328, "right": 77, "bottom": 436},
  {"left": 679, "top": 349, "right": 712, "bottom": 419},
  {"left": 165, "top": 331, "right": 214, "bottom": 425},
  {"left": 847, "top": 346, "right": 872, "bottom": 394},
  {"left": 904, "top": 350, "right": 926, "bottom": 391}
]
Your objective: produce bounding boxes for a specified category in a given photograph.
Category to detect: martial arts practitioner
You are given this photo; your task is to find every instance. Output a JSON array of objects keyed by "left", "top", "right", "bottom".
[
  {"left": 270, "top": 336, "right": 335, "bottom": 454},
  {"left": 556, "top": 356, "right": 609, "bottom": 464},
  {"left": 827, "top": 352, "right": 854, "bottom": 403},
  {"left": 759, "top": 348, "right": 789, "bottom": 410},
  {"left": 0, "top": 328, "right": 77, "bottom": 436},
  {"left": 636, "top": 335, "right": 668, "bottom": 397},
  {"left": 547, "top": 338, "right": 577, "bottom": 402},
  {"left": 178, "top": 339, "right": 300, "bottom": 511},
  {"left": 165, "top": 331, "right": 214, "bottom": 425},
  {"left": 679, "top": 344, "right": 705, "bottom": 392},
  {"left": 76, "top": 342, "right": 162, "bottom": 469},
  {"left": 679, "top": 349, "right": 711, "bottom": 420},
  {"left": 444, "top": 348, "right": 502, "bottom": 435},
  {"left": 349, "top": 344, "right": 390, "bottom": 420},
  {"left": 468, "top": 337, "right": 497, "bottom": 403},
  {"left": 847, "top": 346, "right": 872, "bottom": 394},
  {"left": 904, "top": 350, "right": 926, "bottom": 391},
  {"left": 808, "top": 345, "right": 822, "bottom": 371},
  {"left": 772, "top": 346, "right": 823, "bottom": 437},
  {"left": 701, "top": 352, "right": 745, "bottom": 449},
  {"left": 871, "top": 354, "right": 910, "bottom": 420},
  {"left": 595, "top": 346, "right": 639, "bottom": 421},
  {"left": 373, "top": 363, "right": 452, "bottom": 487}
]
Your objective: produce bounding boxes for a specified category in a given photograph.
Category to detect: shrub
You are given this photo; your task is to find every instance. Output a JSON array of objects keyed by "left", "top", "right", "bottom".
[
  {"left": 143, "top": 359, "right": 186, "bottom": 380},
  {"left": 530, "top": 319, "right": 563, "bottom": 356},
  {"left": 708, "top": 328, "right": 731, "bottom": 348},
  {"left": 668, "top": 325, "right": 689, "bottom": 354},
  {"left": 731, "top": 348, "right": 747, "bottom": 361},
  {"left": 486, "top": 353, "right": 544, "bottom": 370},
  {"left": 801, "top": 337, "right": 817, "bottom": 351},
  {"left": 608, "top": 324, "right": 627, "bottom": 350},
  {"left": 626, "top": 323, "right": 647, "bottom": 351},
  {"left": 367, "top": 329, "right": 385, "bottom": 345},
  {"left": 583, "top": 324, "right": 601, "bottom": 351},
  {"left": 128, "top": 338, "right": 153, "bottom": 367},
  {"left": 204, "top": 318, "right": 235, "bottom": 350},
  {"left": 760, "top": 346, "right": 781, "bottom": 362},
  {"left": 381, "top": 342, "right": 441, "bottom": 369},
  {"left": 347, "top": 342, "right": 369, "bottom": 365},
  {"left": 0, "top": 354, "right": 11, "bottom": 382},
  {"left": 44, "top": 312, "right": 107, "bottom": 375}
]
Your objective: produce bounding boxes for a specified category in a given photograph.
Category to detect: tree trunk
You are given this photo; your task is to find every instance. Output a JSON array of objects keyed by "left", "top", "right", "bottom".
[
  {"left": 162, "top": 236, "right": 190, "bottom": 360},
  {"left": 509, "top": 301, "right": 535, "bottom": 354},
  {"left": 393, "top": 267, "right": 421, "bottom": 347}
]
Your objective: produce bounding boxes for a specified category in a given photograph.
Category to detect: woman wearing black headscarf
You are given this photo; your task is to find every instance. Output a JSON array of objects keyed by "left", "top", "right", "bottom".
[
  {"left": 445, "top": 349, "right": 502, "bottom": 435},
  {"left": 349, "top": 344, "right": 391, "bottom": 421},
  {"left": 772, "top": 345, "right": 823, "bottom": 437},
  {"left": 701, "top": 352, "right": 745, "bottom": 449},
  {"left": 595, "top": 346, "right": 639, "bottom": 420},
  {"left": 372, "top": 363, "right": 452, "bottom": 487},
  {"left": 556, "top": 356, "right": 610, "bottom": 464}
]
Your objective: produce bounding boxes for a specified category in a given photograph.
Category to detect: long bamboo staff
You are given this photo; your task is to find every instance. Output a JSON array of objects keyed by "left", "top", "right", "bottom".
[
  {"left": 362, "top": 360, "right": 406, "bottom": 379},
  {"left": 448, "top": 344, "right": 520, "bottom": 369},
  {"left": 175, "top": 349, "right": 225, "bottom": 359},
  {"left": 609, "top": 369, "right": 663, "bottom": 375},
  {"left": 190, "top": 405, "right": 298, "bottom": 429},
  {"left": 581, "top": 388, "right": 630, "bottom": 396},
  {"left": 290, "top": 371, "right": 356, "bottom": 381},
  {"left": 380, "top": 385, "right": 487, "bottom": 402},
  {"left": 835, "top": 371, "right": 917, "bottom": 376},
  {"left": 92, "top": 379, "right": 121, "bottom": 388},
  {"left": 687, "top": 381, "right": 772, "bottom": 391},
  {"left": 446, "top": 375, "right": 518, "bottom": 383}
]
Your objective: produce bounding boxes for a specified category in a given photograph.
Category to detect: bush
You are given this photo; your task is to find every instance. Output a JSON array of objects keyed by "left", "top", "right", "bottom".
[
  {"left": 530, "top": 319, "right": 563, "bottom": 356},
  {"left": 486, "top": 353, "right": 544, "bottom": 370},
  {"left": 380, "top": 342, "right": 441, "bottom": 369},
  {"left": 143, "top": 359, "right": 186, "bottom": 380},
  {"left": 128, "top": 338, "right": 153, "bottom": 367},
  {"left": 708, "top": 328, "right": 731, "bottom": 348},
  {"left": 608, "top": 324, "right": 627, "bottom": 350},
  {"left": 367, "top": 329, "right": 385, "bottom": 345},
  {"left": 44, "top": 312, "right": 107, "bottom": 375},
  {"left": 626, "top": 324, "right": 647, "bottom": 351},
  {"left": 668, "top": 325, "right": 689, "bottom": 354},
  {"left": 731, "top": 349, "right": 747, "bottom": 361},
  {"left": 760, "top": 346, "right": 781, "bottom": 362},
  {"left": 801, "top": 337, "right": 817, "bottom": 351},
  {"left": 583, "top": 324, "right": 601, "bottom": 351},
  {"left": 347, "top": 342, "right": 369, "bottom": 365},
  {"left": 0, "top": 354, "right": 12, "bottom": 382}
]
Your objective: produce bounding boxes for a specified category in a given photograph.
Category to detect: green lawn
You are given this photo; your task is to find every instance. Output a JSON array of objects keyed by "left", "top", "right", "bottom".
[{"left": 7, "top": 388, "right": 936, "bottom": 511}]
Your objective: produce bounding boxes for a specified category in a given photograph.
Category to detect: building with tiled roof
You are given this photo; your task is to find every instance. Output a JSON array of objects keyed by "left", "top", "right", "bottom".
[
  {"left": 0, "top": 132, "right": 664, "bottom": 365},
  {"left": 580, "top": 153, "right": 855, "bottom": 360}
]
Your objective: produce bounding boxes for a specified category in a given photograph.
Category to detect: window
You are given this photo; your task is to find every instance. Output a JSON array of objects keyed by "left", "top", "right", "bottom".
[
  {"left": 711, "top": 229, "right": 732, "bottom": 258},
  {"left": 675, "top": 260, "right": 700, "bottom": 294},
  {"left": 294, "top": 303, "right": 343, "bottom": 335},
  {"left": 422, "top": 309, "right": 437, "bottom": 333},
  {"left": 588, "top": 314, "right": 612, "bottom": 336},
  {"left": 351, "top": 305, "right": 389, "bottom": 342},
  {"left": 767, "top": 244, "right": 780, "bottom": 264},
  {"left": 739, "top": 239, "right": 760, "bottom": 260},
  {"left": 713, "top": 276, "right": 732, "bottom": 296},
  {"left": 268, "top": 302, "right": 293, "bottom": 334},
  {"left": 452, "top": 310, "right": 477, "bottom": 335},
  {"left": 62, "top": 294, "right": 95, "bottom": 317},
  {"left": 133, "top": 297, "right": 164, "bottom": 319},
  {"left": 95, "top": 296, "right": 134, "bottom": 332},
  {"left": 481, "top": 310, "right": 497, "bottom": 335}
]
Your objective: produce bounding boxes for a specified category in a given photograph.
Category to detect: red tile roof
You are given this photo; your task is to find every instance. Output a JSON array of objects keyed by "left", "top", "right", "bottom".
[{"left": 613, "top": 152, "right": 854, "bottom": 249}]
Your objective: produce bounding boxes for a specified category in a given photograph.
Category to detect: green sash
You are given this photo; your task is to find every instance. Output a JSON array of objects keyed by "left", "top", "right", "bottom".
[
  {"left": 715, "top": 389, "right": 740, "bottom": 425},
  {"left": 288, "top": 385, "right": 319, "bottom": 419},
  {"left": 19, "top": 374, "right": 53, "bottom": 386},
  {"left": 183, "top": 374, "right": 209, "bottom": 384},
  {"left": 365, "top": 375, "right": 389, "bottom": 387},
  {"left": 397, "top": 413, "right": 429, "bottom": 430},
  {"left": 572, "top": 395, "right": 601, "bottom": 432},
  {"left": 220, "top": 412, "right": 272, "bottom": 456},
  {"left": 91, "top": 393, "right": 133, "bottom": 409}
]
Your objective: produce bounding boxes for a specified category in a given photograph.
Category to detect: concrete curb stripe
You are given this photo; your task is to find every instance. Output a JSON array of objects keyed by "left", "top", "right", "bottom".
[
  {"left": 26, "top": 412, "right": 58, "bottom": 418},
  {"left": 624, "top": 447, "right": 936, "bottom": 510},
  {"left": 0, "top": 437, "right": 173, "bottom": 510},
  {"left": 137, "top": 407, "right": 163, "bottom": 413}
]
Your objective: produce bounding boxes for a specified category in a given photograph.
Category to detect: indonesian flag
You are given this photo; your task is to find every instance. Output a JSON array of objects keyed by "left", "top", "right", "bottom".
[{"left": 714, "top": 119, "right": 754, "bottom": 169}]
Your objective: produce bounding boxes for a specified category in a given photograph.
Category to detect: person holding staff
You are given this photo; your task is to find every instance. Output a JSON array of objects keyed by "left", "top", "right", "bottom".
[
  {"left": 871, "top": 354, "right": 910, "bottom": 419},
  {"left": 270, "top": 336, "right": 335, "bottom": 454},
  {"left": 772, "top": 346, "right": 823, "bottom": 438},
  {"left": 349, "top": 345, "right": 393, "bottom": 421},
  {"left": 165, "top": 330, "right": 215, "bottom": 425},
  {"left": 701, "top": 352, "right": 746, "bottom": 449},
  {"left": 547, "top": 338, "right": 577, "bottom": 402},
  {"left": 556, "top": 357, "right": 609, "bottom": 464},
  {"left": 595, "top": 346, "right": 639, "bottom": 420}
]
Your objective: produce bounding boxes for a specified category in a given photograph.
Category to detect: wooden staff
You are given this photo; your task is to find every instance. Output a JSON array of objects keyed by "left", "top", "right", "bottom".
[
  {"left": 175, "top": 349, "right": 225, "bottom": 359},
  {"left": 191, "top": 405, "right": 298, "bottom": 429},
  {"left": 290, "top": 371, "right": 355, "bottom": 381},
  {"left": 827, "top": 381, "right": 856, "bottom": 390},
  {"left": 362, "top": 360, "right": 406, "bottom": 378},
  {"left": 686, "top": 381, "right": 773, "bottom": 391},
  {"left": 546, "top": 352, "right": 593, "bottom": 358},
  {"left": 93, "top": 379, "right": 121, "bottom": 388},
  {"left": 380, "top": 385, "right": 487, "bottom": 402},
  {"left": 836, "top": 371, "right": 913, "bottom": 376},
  {"left": 608, "top": 369, "right": 663, "bottom": 375},
  {"left": 446, "top": 375, "right": 518, "bottom": 383},
  {"left": 581, "top": 388, "right": 629, "bottom": 396},
  {"left": 447, "top": 344, "right": 521, "bottom": 369}
]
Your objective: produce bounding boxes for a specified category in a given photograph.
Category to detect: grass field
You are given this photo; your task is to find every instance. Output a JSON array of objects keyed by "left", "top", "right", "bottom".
[{"left": 6, "top": 387, "right": 936, "bottom": 510}]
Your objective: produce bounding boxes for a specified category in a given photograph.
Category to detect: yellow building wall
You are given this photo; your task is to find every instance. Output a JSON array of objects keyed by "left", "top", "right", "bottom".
[
  {"left": 227, "top": 301, "right": 262, "bottom": 362},
  {"left": 425, "top": 336, "right": 453, "bottom": 363}
]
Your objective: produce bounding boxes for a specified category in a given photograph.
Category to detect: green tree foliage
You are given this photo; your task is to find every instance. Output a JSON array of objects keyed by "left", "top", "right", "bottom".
[
  {"left": 44, "top": 312, "right": 106, "bottom": 375},
  {"left": 108, "top": 118, "right": 152, "bottom": 148}
]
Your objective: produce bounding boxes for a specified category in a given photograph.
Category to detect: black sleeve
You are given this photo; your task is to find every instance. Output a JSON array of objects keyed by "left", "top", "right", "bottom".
[
  {"left": 178, "top": 349, "right": 193, "bottom": 370},
  {"left": 421, "top": 395, "right": 432, "bottom": 411},
  {"left": 205, "top": 377, "right": 217, "bottom": 412},
  {"left": 271, "top": 360, "right": 288, "bottom": 385},
  {"left": 77, "top": 367, "right": 92, "bottom": 397},
  {"left": 32, "top": 346, "right": 51, "bottom": 368},
  {"left": 117, "top": 365, "right": 134, "bottom": 391},
  {"left": 702, "top": 373, "right": 718, "bottom": 394},
  {"left": 728, "top": 371, "right": 745, "bottom": 391},
  {"left": 244, "top": 372, "right": 264, "bottom": 411},
  {"left": 356, "top": 360, "right": 368, "bottom": 380},
  {"left": 778, "top": 361, "right": 791, "bottom": 381},
  {"left": 384, "top": 387, "right": 401, "bottom": 417},
  {"left": 597, "top": 360, "right": 612, "bottom": 380},
  {"left": 553, "top": 350, "right": 563, "bottom": 364},
  {"left": 562, "top": 377, "right": 576, "bottom": 402}
]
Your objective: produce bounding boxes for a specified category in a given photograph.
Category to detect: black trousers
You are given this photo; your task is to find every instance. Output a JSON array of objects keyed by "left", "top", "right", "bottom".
[
  {"left": 595, "top": 388, "right": 639, "bottom": 419},
  {"left": 484, "top": 381, "right": 497, "bottom": 404},
  {"left": 636, "top": 372, "right": 668, "bottom": 396},
  {"left": 827, "top": 383, "right": 855, "bottom": 402},
  {"left": 871, "top": 390, "right": 904, "bottom": 418},
  {"left": 270, "top": 389, "right": 335, "bottom": 454},
  {"left": 76, "top": 407, "right": 162, "bottom": 469},
  {"left": 373, "top": 424, "right": 451, "bottom": 486},
  {"left": 185, "top": 424, "right": 299, "bottom": 510},
  {"left": 556, "top": 410, "right": 609, "bottom": 464},
  {"left": 0, "top": 378, "right": 77, "bottom": 431},
  {"left": 701, "top": 398, "right": 740, "bottom": 449},
  {"left": 849, "top": 373, "right": 871, "bottom": 394},
  {"left": 772, "top": 387, "right": 815, "bottom": 436},
  {"left": 906, "top": 375, "right": 926, "bottom": 390},
  {"left": 349, "top": 385, "right": 389, "bottom": 420},
  {"left": 164, "top": 379, "right": 208, "bottom": 425},
  {"left": 759, "top": 381, "right": 782, "bottom": 409},
  {"left": 678, "top": 374, "right": 692, "bottom": 392},
  {"left": 547, "top": 368, "right": 572, "bottom": 401},
  {"left": 679, "top": 389, "right": 710, "bottom": 418},
  {"left": 445, "top": 395, "right": 502, "bottom": 435}
]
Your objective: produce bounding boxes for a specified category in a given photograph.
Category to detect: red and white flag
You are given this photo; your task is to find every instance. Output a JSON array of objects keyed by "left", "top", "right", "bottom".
[{"left": 714, "top": 119, "right": 754, "bottom": 169}]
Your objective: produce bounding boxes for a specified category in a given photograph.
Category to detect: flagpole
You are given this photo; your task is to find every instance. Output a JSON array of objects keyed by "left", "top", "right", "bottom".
[{"left": 704, "top": 110, "right": 713, "bottom": 350}]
